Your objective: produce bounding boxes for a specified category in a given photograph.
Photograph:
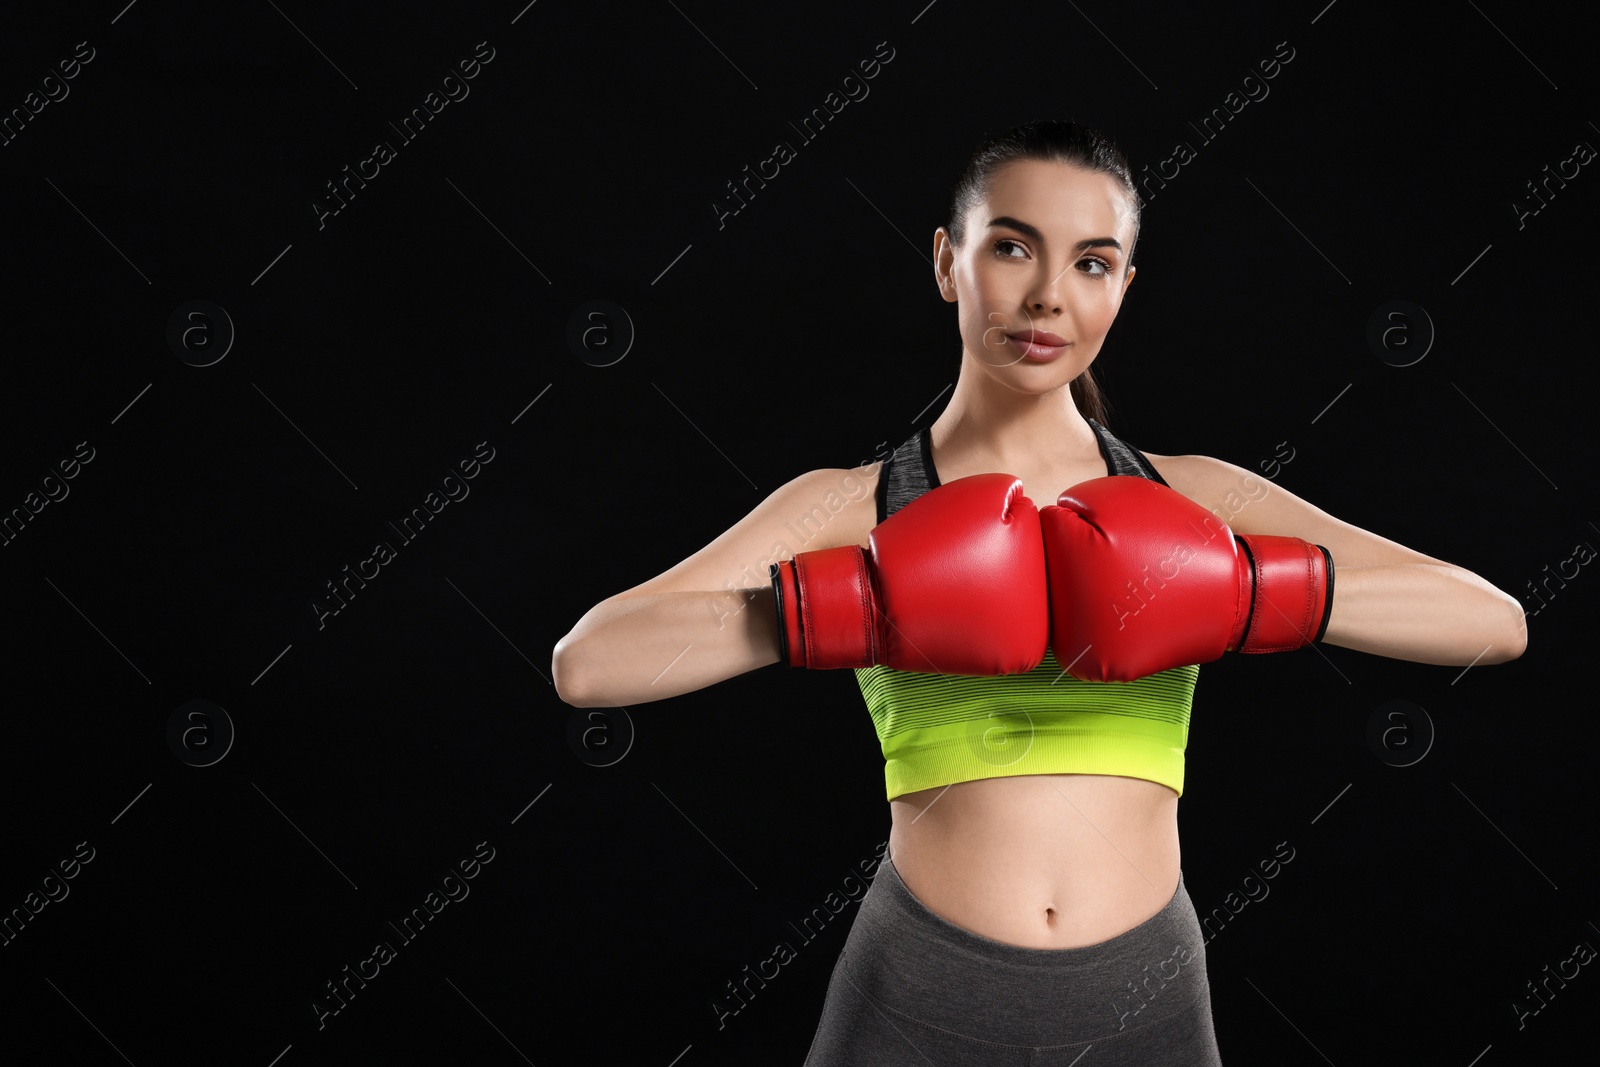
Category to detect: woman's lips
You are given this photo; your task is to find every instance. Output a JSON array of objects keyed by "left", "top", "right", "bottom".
[{"left": 1006, "top": 334, "right": 1069, "bottom": 361}]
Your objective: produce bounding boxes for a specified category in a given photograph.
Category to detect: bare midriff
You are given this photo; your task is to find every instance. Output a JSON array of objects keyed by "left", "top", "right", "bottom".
[{"left": 887, "top": 773, "right": 1181, "bottom": 949}]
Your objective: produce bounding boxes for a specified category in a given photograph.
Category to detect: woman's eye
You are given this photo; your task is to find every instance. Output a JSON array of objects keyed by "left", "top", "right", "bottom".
[
  {"left": 1080, "top": 257, "right": 1112, "bottom": 277},
  {"left": 994, "top": 238, "right": 1026, "bottom": 258}
]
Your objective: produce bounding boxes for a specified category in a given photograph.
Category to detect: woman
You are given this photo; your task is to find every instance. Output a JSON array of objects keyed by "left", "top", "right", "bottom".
[{"left": 552, "top": 120, "right": 1527, "bottom": 1064}]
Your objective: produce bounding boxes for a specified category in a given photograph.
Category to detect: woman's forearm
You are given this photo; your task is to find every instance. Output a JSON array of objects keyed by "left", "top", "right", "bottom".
[
  {"left": 552, "top": 587, "right": 781, "bottom": 707},
  {"left": 1319, "top": 563, "right": 1528, "bottom": 665}
]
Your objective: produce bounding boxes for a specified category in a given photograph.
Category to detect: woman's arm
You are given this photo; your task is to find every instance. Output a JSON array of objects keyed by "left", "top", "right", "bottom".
[
  {"left": 1145, "top": 453, "right": 1527, "bottom": 666},
  {"left": 553, "top": 588, "right": 781, "bottom": 708},
  {"left": 552, "top": 466, "right": 879, "bottom": 707}
]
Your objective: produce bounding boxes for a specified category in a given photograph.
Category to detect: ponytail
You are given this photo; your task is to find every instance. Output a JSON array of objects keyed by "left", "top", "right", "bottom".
[{"left": 1071, "top": 366, "right": 1111, "bottom": 430}]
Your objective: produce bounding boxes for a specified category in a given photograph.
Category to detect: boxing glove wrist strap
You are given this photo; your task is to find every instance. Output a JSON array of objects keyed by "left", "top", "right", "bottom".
[
  {"left": 1234, "top": 536, "right": 1335, "bottom": 653},
  {"left": 768, "top": 562, "right": 800, "bottom": 667},
  {"left": 769, "top": 548, "right": 878, "bottom": 669}
]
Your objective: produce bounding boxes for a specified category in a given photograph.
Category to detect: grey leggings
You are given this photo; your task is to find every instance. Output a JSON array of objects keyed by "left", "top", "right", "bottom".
[{"left": 802, "top": 857, "right": 1224, "bottom": 1065}]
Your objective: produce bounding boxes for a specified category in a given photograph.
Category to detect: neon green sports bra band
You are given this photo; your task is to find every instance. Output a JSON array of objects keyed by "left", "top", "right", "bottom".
[{"left": 855, "top": 649, "right": 1198, "bottom": 800}]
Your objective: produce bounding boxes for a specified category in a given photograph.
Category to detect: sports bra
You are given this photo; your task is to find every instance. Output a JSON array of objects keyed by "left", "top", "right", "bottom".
[{"left": 855, "top": 420, "right": 1200, "bottom": 801}]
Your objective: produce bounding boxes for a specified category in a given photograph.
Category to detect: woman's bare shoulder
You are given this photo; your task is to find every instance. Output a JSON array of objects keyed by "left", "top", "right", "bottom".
[
  {"left": 1140, "top": 449, "right": 1447, "bottom": 566},
  {"left": 1138, "top": 450, "right": 1238, "bottom": 499},
  {"left": 1141, "top": 448, "right": 1294, "bottom": 518},
  {"left": 774, "top": 464, "right": 882, "bottom": 551},
  {"left": 608, "top": 464, "right": 882, "bottom": 601}
]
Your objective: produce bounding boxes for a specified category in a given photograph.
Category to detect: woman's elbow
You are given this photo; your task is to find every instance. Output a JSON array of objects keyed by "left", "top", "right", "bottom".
[
  {"left": 552, "top": 632, "right": 598, "bottom": 707},
  {"left": 1482, "top": 594, "right": 1529, "bottom": 664}
]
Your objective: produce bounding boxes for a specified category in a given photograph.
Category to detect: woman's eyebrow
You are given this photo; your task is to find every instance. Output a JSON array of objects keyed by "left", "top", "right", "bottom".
[{"left": 987, "top": 215, "right": 1123, "bottom": 253}]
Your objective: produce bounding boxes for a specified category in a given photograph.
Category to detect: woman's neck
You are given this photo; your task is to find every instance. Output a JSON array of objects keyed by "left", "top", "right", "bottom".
[{"left": 928, "top": 359, "right": 1099, "bottom": 470}]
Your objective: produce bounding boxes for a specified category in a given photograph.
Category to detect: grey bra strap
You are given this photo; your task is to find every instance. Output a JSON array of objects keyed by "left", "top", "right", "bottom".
[
  {"left": 875, "top": 432, "right": 935, "bottom": 524},
  {"left": 1089, "top": 418, "right": 1170, "bottom": 485}
]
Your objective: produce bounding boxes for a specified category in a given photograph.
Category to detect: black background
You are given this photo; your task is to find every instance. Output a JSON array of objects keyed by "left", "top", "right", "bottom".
[{"left": 1, "top": 1, "right": 1595, "bottom": 1064}]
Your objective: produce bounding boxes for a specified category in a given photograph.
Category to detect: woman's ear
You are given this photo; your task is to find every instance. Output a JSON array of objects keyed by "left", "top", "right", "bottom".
[{"left": 933, "top": 227, "right": 958, "bottom": 303}]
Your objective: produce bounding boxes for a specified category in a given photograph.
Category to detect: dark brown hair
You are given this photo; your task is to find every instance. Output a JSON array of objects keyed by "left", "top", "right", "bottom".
[{"left": 945, "top": 120, "right": 1142, "bottom": 430}]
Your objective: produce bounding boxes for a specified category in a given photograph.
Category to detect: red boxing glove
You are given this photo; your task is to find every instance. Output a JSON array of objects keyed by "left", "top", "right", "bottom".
[
  {"left": 770, "top": 473, "right": 1049, "bottom": 674},
  {"left": 1040, "top": 476, "right": 1334, "bottom": 683}
]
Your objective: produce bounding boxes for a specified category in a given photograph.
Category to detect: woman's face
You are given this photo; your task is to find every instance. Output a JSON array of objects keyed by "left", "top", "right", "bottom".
[{"left": 935, "top": 159, "right": 1138, "bottom": 393}]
